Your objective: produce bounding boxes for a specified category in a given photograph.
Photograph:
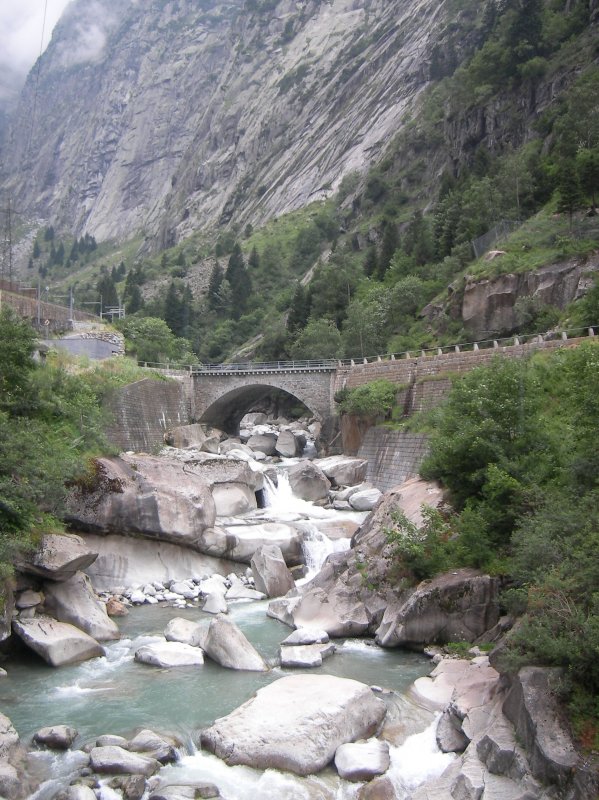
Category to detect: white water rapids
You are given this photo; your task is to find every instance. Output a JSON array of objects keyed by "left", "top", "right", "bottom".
[{"left": 12, "top": 462, "right": 455, "bottom": 800}]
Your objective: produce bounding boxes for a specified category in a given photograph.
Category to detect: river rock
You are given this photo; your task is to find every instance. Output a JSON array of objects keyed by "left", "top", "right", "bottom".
[
  {"left": 202, "top": 589, "right": 228, "bottom": 614},
  {"left": 212, "top": 483, "right": 257, "bottom": 516},
  {"left": 436, "top": 707, "right": 470, "bottom": 754},
  {"left": 291, "top": 585, "right": 372, "bottom": 637},
  {"left": 502, "top": 667, "right": 578, "bottom": 788},
  {"left": 247, "top": 432, "right": 278, "bottom": 455},
  {"left": 275, "top": 430, "right": 299, "bottom": 457},
  {"left": 97, "top": 735, "right": 129, "bottom": 748},
  {"left": 334, "top": 739, "right": 390, "bottom": 781},
  {"left": 250, "top": 544, "right": 295, "bottom": 598},
  {"left": 90, "top": 745, "right": 160, "bottom": 776},
  {"left": 65, "top": 455, "right": 216, "bottom": 550},
  {"left": 375, "top": 569, "right": 500, "bottom": 648},
  {"left": 164, "top": 618, "right": 206, "bottom": 648},
  {"left": 279, "top": 642, "right": 336, "bottom": 668},
  {"left": 312, "top": 518, "right": 360, "bottom": 540},
  {"left": 201, "top": 674, "right": 386, "bottom": 776},
  {"left": 43, "top": 571, "right": 120, "bottom": 642},
  {"left": 106, "top": 596, "right": 129, "bottom": 616},
  {"left": 349, "top": 488, "right": 382, "bottom": 511},
  {"left": 219, "top": 440, "right": 254, "bottom": 458},
  {"left": 281, "top": 628, "right": 329, "bottom": 645},
  {"left": 0, "top": 714, "right": 19, "bottom": 759},
  {"left": 218, "top": 521, "right": 304, "bottom": 565},
  {"left": 202, "top": 614, "right": 268, "bottom": 671},
  {"left": 33, "top": 725, "right": 78, "bottom": 750},
  {"left": 313, "top": 456, "right": 369, "bottom": 487},
  {"left": 12, "top": 616, "right": 104, "bottom": 667},
  {"left": 16, "top": 533, "right": 98, "bottom": 581},
  {"left": 357, "top": 776, "right": 397, "bottom": 800},
  {"left": 135, "top": 641, "right": 205, "bottom": 668},
  {"left": 61, "top": 787, "right": 97, "bottom": 800},
  {"left": 201, "top": 437, "right": 221, "bottom": 454},
  {"left": 81, "top": 534, "right": 243, "bottom": 593},
  {"left": 128, "top": 730, "right": 178, "bottom": 764},
  {"left": 15, "top": 589, "right": 43, "bottom": 609},
  {"left": 225, "top": 580, "right": 265, "bottom": 601},
  {"left": 164, "top": 424, "right": 207, "bottom": 449},
  {"left": 286, "top": 461, "right": 331, "bottom": 502},
  {"left": 0, "top": 584, "right": 15, "bottom": 643},
  {"left": 149, "top": 786, "right": 220, "bottom": 800},
  {"left": 0, "top": 763, "right": 20, "bottom": 800}
]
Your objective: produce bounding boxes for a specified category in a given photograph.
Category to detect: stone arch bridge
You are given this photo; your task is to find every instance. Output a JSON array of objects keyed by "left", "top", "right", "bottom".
[{"left": 190, "top": 360, "right": 338, "bottom": 433}]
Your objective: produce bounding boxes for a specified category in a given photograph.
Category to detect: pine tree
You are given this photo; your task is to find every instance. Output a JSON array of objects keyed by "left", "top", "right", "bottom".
[
  {"left": 248, "top": 245, "right": 260, "bottom": 271},
  {"left": 207, "top": 263, "right": 224, "bottom": 311},
  {"left": 225, "top": 243, "right": 252, "bottom": 320},
  {"left": 363, "top": 244, "right": 378, "bottom": 277},
  {"left": 287, "top": 283, "right": 309, "bottom": 334},
  {"left": 164, "top": 281, "right": 184, "bottom": 336},
  {"left": 377, "top": 223, "right": 399, "bottom": 280},
  {"left": 32, "top": 240, "right": 41, "bottom": 259},
  {"left": 557, "top": 158, "right": 583, "bottom": 230}
]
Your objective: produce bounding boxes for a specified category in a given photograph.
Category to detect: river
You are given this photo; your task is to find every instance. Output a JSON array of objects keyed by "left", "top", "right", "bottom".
[{"left": 1, "top": 452, "right": 455, "bottom": 799}]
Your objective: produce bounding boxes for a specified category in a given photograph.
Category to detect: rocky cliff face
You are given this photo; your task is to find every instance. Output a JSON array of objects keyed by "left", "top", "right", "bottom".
[{"left": 0, "top": 0, "right": 469, "bottom": 246}]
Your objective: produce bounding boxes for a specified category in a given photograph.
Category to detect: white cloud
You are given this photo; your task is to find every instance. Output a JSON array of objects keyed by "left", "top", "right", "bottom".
[{"left": 0, "top": 0, "right": 72, "bottom": 99}]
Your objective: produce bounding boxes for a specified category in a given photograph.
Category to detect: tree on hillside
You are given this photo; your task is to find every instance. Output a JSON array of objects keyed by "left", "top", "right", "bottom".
[
  {"left": 557, "top": 158, "right": 583, "bottom": 229},
  {"left": 286, "top": 282, "right": 309, "bottom": 335},
  {"left": 577, "top": 146, "right": 599, "bottom": 214},
  {"left": 290, "top": 318, "right": 342, "bottom": 359},
  {"left": 207, "top": 263, "right": 224, "bottom": 311},
  {"left": 225, "top": 243, "right": 252, "bottom": 320}
]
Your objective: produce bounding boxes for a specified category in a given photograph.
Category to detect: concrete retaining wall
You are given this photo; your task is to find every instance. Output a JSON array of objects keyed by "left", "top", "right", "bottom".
[
  {"left": 105, "top": 378, "right": 191, "bottom": 452},
  {"left": 358, "top": 428, "right": 430, "bottom": 492}
]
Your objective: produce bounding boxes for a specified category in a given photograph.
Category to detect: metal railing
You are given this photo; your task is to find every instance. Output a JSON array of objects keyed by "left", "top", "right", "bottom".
[{"left": 137, "top": 325, "right": 597, "bottom": 375}]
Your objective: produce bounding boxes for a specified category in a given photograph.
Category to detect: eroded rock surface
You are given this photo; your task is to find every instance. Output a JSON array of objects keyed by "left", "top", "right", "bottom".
[{"left": 201, "top": 674, "right": 386, "bottom": 776}]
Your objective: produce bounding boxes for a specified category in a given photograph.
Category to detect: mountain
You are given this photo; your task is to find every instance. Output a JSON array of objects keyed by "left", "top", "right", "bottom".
[{"left": 1, "top": 0, "right": 486, "bottom": 247}]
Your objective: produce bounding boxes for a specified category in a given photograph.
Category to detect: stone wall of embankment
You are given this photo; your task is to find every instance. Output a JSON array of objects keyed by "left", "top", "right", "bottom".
[{"left": 105, "top": 377, "right": 191, "bottom": 452}]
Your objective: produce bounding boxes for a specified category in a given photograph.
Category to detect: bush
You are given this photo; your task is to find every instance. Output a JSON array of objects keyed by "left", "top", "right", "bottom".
[
  {"left": 384, "top": 506, "right": 455, "bottom": 583},
  {"left": 336, "top": 379, "right": 397, "bottom": 418}
]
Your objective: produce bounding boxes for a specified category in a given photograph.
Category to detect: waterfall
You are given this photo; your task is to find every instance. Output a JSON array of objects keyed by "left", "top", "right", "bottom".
[{"left": 262, "top": 471, "right": 350, "bottom": 580}]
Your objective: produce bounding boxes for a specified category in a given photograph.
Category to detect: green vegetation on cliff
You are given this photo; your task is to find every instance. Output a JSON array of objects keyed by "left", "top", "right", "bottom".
[
  {"left": 381, "top": 343, "right": 599, "bottom": 743},
  {"left": 0, "top": 309, "right": 120, "bottom": 579}
]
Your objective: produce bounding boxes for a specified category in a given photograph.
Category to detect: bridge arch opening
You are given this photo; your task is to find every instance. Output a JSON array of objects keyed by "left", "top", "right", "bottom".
[{"left": 197, "top": 385, "right": 314, "bottom": 435}]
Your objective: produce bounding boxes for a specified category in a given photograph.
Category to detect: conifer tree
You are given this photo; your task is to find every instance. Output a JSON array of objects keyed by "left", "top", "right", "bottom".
[
  {"left": 225, "top": 243, "right": 252, "bottom": 320},
  {"left": 208, "top": 263, "right": 224, "bottom": 311}
]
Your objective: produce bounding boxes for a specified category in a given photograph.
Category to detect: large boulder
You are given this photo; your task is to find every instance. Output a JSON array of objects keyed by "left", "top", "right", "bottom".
[
  {"left": 0, "top": 714, "right": 19, "bottom": 759},
  {"left": 201, "top": 674, "right": 386, "bottom": 776},
  {"left": 275, "top": 430, "right": 299, "bottom": 458},
  {"left": 291, "top": 585, "right": 372, "bottom": 638},
  {"left": 43, "top": 571, "right": 120, "bottom": 642},
  {"left": 65, "top": 455, "right": 216, "bottom": 550},
  {"left": 81, "top": 534, "right": 243, "bottom": 593},
  {"left": 32, "top": 725, "right": 78, "bottom": 750},
  {"left": 12, "top": 616, "right": 103, "bottom": 667},
  {"left": 15, "top": 533, "right": 98, "bottom": 582},
  {"left": 164, "top": 618, "right": 207, "bottom": 648},
  {"left": 164, "top": 424, "right": 207, "bottom": 449},
  {"left": 216, "top": 522, "right": 304, "bottom": 565},
  {"left": 90, "top": 745, "right": 159, "bottom": 776},
  {"left": 375, "top": 569, "right": 500, "bottom": 648},
  {"left": 134, "top": 641, "right": 205, "bottom": 668},
  {"left": 250, "top": 544, "right": 295, "bottom": 598},
  {"left": 128, "top": 729, "right": 178, "bottom": 764},
  {"left": 279, "top": 642, "right": 336, "bottom": 668},
  {"left": 247, "top": 433, "right": 277, "bottom": 455},
  {"left": 286, "top": 461, "right": 331, "bottom": 502},
  {"left": 202, "top": 614, "right": 268, "bottom": 672},
  {"left": 0, "top": 583, "right": 15, "bottom": 643},
  {"left": 211, "top": 483, "right": 256, "bottom": 516},
  {"left": 313, "top": 456, "right": 369, "bottom": 487},
  {"left": 349, "top": 488, "right": 382, "bottom": 511},
  {"left": 502, "top": 667, "right": 578, "bottom": 789}
]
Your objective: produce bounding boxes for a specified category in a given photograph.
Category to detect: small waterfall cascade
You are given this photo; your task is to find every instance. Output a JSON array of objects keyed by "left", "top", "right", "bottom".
[{"left": 262, "top": 471, "right": 350, "bottom": 579}]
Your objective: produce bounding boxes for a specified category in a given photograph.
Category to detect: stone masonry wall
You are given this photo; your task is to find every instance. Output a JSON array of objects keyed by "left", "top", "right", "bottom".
[
  {"left": 105, "top": 378, "right": 191, "bottom": 452},
  {"left": 358, "top": 429, "right": 430, "bottom": 492}
]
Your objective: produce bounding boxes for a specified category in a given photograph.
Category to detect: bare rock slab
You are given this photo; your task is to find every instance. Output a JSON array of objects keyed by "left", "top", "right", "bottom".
[
  {"left": 134, "top": 641, "right": 204, "bottom": 668},
  {"left": 200, "top": 674, "right": 386, "bottom": 776},
  {"left": 202, "top": 614, "right": 268, "bottom": 672},
  {"left": 250, "top": 543, "right": 295, "bottom": 598},
  {"left": 279, "top": 642, "right": 336, "bottom": 668},
  {"left": 16, "top": 533, "right": 98, "bottom": 582},
  {"left": 43, "top": 571, "right": 120, "bottom": 642},
  {"left": 334, "top": 739, "right": 390, "bottom": 782},
  {"left": 164, "top": 618, "right": 207, "bottom": 648},
  {"left": 12, "top": 616, "right": 104, "bottom": 667}
]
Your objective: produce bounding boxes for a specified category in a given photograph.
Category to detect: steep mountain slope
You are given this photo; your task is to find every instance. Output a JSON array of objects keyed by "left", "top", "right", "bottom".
[{"left": 1, "top": 0, "right": 475, "bottom": 247}]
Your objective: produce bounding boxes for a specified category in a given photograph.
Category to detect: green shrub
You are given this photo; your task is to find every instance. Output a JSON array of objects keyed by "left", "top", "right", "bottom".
[{"left": 337, "top": 379, "right": 397, "bottom": 418}]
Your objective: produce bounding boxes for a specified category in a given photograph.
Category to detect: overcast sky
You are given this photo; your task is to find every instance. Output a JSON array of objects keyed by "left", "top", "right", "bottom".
[{"left": 0, "top": 0, "right": 71, "bottom": 99}]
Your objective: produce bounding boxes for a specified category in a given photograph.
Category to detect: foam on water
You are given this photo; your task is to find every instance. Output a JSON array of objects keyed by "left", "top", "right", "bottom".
[
  {"left": 263, "top": 472, "right": 336, "bottom": 520},
  {"left": 387, "top": 716, "right": 455, "bottom": 795}
]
